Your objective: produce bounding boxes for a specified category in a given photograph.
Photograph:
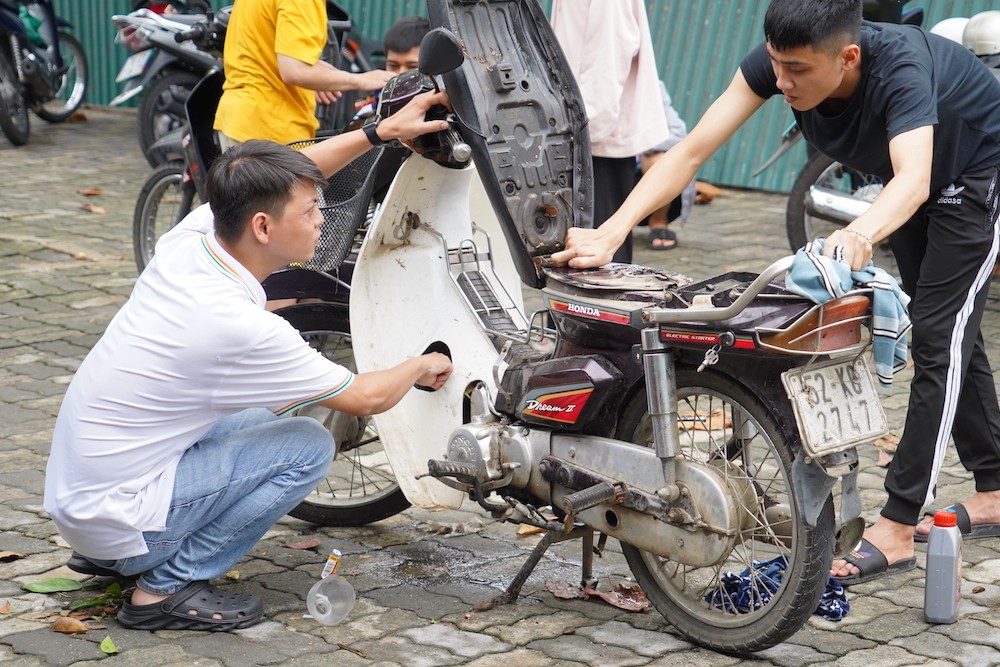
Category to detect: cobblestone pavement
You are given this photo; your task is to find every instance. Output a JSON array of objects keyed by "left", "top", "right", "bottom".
[{"left": 1, "top": 108, "right": 999, "bottom": 667}]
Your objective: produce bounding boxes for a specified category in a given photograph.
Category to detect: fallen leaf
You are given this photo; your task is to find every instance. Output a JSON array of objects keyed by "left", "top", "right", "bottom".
[
  {"left": 0, "top": 600, "right": 10, "bottom": 614},
  {"left": 73, "top": 252, "right": 89, "bottom": 261},
  {"left": 68, "top": 111, "right": 88, "bottom": 122},
  {"left": 282, "top": 538, "right": 321, "bottom": 551},
  {"left": 545, "top": 581, "right": 650, "bottom": 613},
  {"left": 51, "top": 617, "right": 89, "bottom": 634},
  {"left": 100, "top": 635, "right": 118, "bottom": 654},
  {"left": 0, "top": 551, "right": 25, "bottom": 563},
  {"left": 76, "top": 188, "right": 104, "bottom": 197},
  {"left": 225, "top": 570, "right": 240, "bottom": 580},
  {"left": 23, "top": 578, "right": 83, "bottom": 593},
  {"left": 973, "top": 586, "right": 986, "bottom": 594},
  {"left": 79, "top": 203, "right": 106, "bottom": 215},
  {"left": 517, "top": 524, "right": 545, "bottom": 537},
  {"left": 874, "top": 432, "right": 900, "bottom": 453}
]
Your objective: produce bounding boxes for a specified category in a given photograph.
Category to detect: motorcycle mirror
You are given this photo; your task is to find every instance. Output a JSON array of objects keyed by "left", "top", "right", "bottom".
[{"left": 418, "top": 28, "right": 464, "bottom": 76}]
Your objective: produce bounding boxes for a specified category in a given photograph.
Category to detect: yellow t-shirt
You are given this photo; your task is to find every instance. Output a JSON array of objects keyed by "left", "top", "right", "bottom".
[{"left": 214, "top": 0, "right": 327, "bottom": 144}]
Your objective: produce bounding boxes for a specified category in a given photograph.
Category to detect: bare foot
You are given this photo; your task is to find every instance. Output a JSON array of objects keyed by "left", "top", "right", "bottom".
[
  {"left": 830, "top": 516, "right": 915, "bottom": 578},
  {"left": 913, "top": 489, "right": 1000, "bottom": 538},
  {"left": 129, "top": 587, "right": 170, "bottom": 607}
]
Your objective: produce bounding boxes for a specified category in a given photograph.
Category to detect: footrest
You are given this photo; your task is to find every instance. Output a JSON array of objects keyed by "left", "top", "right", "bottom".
[{"left": 560, "top": 481, "right": 626, "bottom": 515}]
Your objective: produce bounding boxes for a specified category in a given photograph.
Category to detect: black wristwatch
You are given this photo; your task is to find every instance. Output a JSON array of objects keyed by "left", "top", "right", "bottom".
[{"left": 362, "top": 118, "right": 388, "bottom": 147}]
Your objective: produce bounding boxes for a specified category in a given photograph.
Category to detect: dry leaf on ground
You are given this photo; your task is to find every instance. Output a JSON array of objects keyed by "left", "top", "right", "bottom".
[
  {"left": 51, "top": 617, "right": 90, "bottom": 634},
  {"left": 282, "top": 538, "right": 321, "bottom": 550},
  {"left": 0, "top": 551, "right": 25, "bottom": 563},
  {"left": 545, "top": 581, "right": 650, "bottom": 613},
  {"left": 77, "top": 188, "right": 103, "bottom": 197},
  {"left": 79, "top": 203, "right": 106, "bottom": 215}
]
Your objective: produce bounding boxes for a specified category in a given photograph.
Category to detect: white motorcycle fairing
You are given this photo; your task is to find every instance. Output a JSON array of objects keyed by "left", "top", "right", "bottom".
[{"left": 350, "top": 153, "right": 523, "bottom": 510}]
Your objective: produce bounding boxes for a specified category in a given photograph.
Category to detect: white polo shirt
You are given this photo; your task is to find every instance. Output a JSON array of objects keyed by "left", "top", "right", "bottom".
[{"left": 43, "top": 204, "right": 354, "bottom": 560}]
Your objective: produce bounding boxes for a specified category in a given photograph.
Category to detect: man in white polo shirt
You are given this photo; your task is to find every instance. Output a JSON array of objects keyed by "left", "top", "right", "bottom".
[{"left": 43, "top": 90, "right": 453, "bottom": 632}]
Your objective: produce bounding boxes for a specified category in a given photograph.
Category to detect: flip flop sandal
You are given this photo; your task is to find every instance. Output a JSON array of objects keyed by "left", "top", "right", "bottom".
[
  {"left": 648, "top": 227, "right": 678, "bottom": 251},
  {"left": 914, "top": 502, "right": 1000, "bottom": 543},
  {"left": 832, "top": 537, "right": 916, "bottom": 587},
  {"left": 117, "top": 580, "right": 263, "bottom": 631}
]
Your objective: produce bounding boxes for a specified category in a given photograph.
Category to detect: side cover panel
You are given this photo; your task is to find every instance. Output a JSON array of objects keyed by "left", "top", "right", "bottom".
[{"left": 428, "top": 0, "right": 593, "bottom": 288}]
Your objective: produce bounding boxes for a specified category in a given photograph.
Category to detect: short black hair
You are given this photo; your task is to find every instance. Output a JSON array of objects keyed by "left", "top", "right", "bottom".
[
  {"left": 764, "top": 0, "right": 862, "bottom": 54},
  {"left": 384, "top": 16, "right": 429, "bottom": 54},
  {"left": 207, "top": 140, "right": 325, "bottom": 244}
]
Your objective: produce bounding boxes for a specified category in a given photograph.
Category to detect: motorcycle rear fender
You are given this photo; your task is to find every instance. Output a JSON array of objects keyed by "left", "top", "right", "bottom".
[{"left": 428, "top": 0, "right": 593, "bottom": 289}]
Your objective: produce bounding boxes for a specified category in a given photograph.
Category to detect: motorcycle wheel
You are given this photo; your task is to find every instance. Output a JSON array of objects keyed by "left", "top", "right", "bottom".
[
  {"left": 276, "top": 302, "right": 411, "bottom": 527},
  {"left": 617, "top": 368, "right": 834, "bottom": 655},
  {"left": 0, "top": 50, "right": 30, "bottom": 145},
  {"left": 132, "top": 160, "right": 199, "bottom": 273},
  {"left": 34, "top": 32, "right": 88, "bottom": 123},
  {"left": 785, "top": 152, "right": 884, "bottom": 251},
  {"left": 137, "top": 69, "right": 201, "bottom": 168}
]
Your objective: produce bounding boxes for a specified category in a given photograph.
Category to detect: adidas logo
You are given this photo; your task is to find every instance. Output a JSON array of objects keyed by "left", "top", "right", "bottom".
[{"left": 938, "top": 183, "right": 965, "bottom": 205}]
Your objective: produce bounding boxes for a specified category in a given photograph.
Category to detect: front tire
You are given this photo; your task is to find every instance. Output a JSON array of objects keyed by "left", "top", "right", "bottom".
[
  {"left": 0, "top": 50, "right": 29, "bottom": 145},
  {"left": 34, "top": 32, "right": 88, "bottom": 123},
  {"left": 137, "top": 69, "right": 200, "bottom": 168},
  {"left": 132, "top": 160, "right": 198, "bottom": 273},
  {"left": 276, "top": 303, "right": 410, "bottom": 527},
  {"left": 618, "top": 368, "right": 834, "bottom": 655}
]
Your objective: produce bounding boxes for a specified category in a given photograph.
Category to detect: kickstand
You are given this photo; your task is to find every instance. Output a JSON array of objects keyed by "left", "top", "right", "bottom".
[{"left": 475, "top": 525, "right": 594, "bottom": 611}]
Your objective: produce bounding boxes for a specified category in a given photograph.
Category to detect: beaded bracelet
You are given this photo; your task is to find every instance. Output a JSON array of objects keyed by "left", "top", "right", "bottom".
[{"left": 843, "top": 227, "right": 873, "bottom": 246}]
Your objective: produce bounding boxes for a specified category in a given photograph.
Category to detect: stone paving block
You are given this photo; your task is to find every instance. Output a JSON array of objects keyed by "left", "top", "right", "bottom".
[
  {"left": 399, "top": 621, "right": 513, "bottom": 658},
  {"left": 824, "top": 644, "right": 935, "bottom": 667},
  {"left": 574, "top": 620, "right": 691, "bottom": 657},
  {"left": 527, "top": 633, "right": 649, "bottom": 667},
  {"left": 2, "top": 629, "right": 107, "bottom": 666},
  {"left": 890, "top": 631, "right": 1000, "bottom": 667}
]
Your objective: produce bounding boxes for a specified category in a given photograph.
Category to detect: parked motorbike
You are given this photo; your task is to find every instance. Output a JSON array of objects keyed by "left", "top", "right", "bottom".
[
  {"left": 275, "top": 0, "right": 886, "bottom": 654},
  {"left": 0, "top": 0, "right": 87, "bottom": 146},
  {"left": 110, "top": 3, "right": 225, "bottom": 167}
]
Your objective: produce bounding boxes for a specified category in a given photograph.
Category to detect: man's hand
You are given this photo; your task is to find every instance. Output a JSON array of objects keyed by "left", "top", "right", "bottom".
[
  {"left": 376, "top": 90, "right": 451, "bottom": 143},
  {"left": 414, "top": 351, "right": 453, "bottom": 391},
  {"left": 549, "top": 225, "right": 623, "bottom": 269},
  {"left": 352, "top": 69, "right": 394, "bottom": 92},
  {"left": 823, "top": 227, "right": 873, "bottom": 271}
]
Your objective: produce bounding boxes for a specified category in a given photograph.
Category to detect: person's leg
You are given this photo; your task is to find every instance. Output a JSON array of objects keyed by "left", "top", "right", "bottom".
[
  {"left": 640, "top": 152, "right": 680, "bottom": 250},
  {"left": 114, "top": 408, "right": 333, "bottom": 598},
  {"left": 833, "top": 167, "right": 1000, "bottom": 579},
  {"left": 592, "top": 156, "right": 638, "bottom": 264}
]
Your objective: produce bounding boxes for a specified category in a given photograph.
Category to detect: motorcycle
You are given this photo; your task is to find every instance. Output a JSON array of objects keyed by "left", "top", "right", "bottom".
[
  {"left": 110, "top": 3, "right": 226, "bottom": 167},
  {"left": 0, "top": 0, "right": 87, "bottom": 146},
  {"left": 753, "top": 0, "right": 923, "bottom": 252},
  {"left": 274, "top": 0, "right": 886, "bottom": 654}
]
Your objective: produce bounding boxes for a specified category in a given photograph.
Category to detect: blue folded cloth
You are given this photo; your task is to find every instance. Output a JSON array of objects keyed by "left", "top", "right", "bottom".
[
  {"left": 704, "top": 555, "right": 850, "bottom": 621},
  {"left": 784, "top": 239, "right": 911, "bottom": 386}
]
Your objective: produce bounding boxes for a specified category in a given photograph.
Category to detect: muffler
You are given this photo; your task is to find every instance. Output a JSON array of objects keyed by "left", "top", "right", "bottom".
[{"left": 804, "top": 185, "right": 871, "bottom": 224}]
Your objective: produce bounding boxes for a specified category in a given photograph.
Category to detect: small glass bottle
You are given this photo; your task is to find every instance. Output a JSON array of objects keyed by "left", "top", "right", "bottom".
[
  {"left": 923, "top": 510, "right": 962, "bottom": 624},
  {"left": 306, "top": 548, "right": 356, "bottom": 625}
]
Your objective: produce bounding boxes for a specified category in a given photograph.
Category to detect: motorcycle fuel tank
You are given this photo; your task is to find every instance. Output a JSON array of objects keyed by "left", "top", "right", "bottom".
[{"left": 428, "top": 0, "right": 593, "bottom": 289}]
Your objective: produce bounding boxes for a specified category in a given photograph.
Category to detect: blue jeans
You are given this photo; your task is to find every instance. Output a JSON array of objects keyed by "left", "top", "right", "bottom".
[{"left": 92, "top": 409, "right": 333, "bottom": 596}]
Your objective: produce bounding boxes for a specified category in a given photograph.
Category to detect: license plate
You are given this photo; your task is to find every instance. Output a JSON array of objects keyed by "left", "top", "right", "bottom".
[
  {"left": 115, "top": 50, "right": 153, "bottom": 83},
  {"left": 781, "top": 357, "right": 888, "bottom": 458}
]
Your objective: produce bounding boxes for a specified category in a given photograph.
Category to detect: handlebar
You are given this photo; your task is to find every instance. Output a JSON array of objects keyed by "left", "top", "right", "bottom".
[{"left": 640, "top": 256, "right": 795, "bottom": 324}]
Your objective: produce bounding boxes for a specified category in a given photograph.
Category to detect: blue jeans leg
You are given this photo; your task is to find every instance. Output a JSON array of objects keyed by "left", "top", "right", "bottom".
[{"left": 107, "top": 409, "right": 333, "bottom": 596}]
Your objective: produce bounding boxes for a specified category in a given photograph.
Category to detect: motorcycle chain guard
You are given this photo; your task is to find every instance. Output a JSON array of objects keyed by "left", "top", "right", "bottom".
[{"left": 428, "top": 0, "right": 593, "bottom": 289}]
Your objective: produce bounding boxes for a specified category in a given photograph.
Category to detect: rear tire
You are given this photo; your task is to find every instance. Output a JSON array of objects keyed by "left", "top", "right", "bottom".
[
  {"left": 618, "top": 369, "right": 834, "bottom": 655},
  {"left": 34, "top": 32, "right": 88, "bottom": 123},
  {"left": 0, "top": 51, "right": 29, "bottom": 145},
  {"left": 276, "top": 303, "right": 411, "bottom": 526},
  {"left": 132, "top": 161, "right": 198, "bottom": 273}
]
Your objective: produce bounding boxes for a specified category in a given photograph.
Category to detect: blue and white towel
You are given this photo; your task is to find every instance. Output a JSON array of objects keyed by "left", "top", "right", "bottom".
[{"left": 784, "top": 239, "right": 911, "bottom": 386}]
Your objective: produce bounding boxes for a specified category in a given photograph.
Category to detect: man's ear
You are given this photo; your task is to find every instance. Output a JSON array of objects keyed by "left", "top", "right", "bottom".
[
  {"left": 841, "top": 43, "right": 861, "bottom": 70},
  {"left": 248, "top": 211, "right": 270, "bottom": 244}
]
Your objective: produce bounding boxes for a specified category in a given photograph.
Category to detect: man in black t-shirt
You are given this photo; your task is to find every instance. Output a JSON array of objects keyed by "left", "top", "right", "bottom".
[{"left": 551, "top": 0, "right": 1000, "bottom": 587}]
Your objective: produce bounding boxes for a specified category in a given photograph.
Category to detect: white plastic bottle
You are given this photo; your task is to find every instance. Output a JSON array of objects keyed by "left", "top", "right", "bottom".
[
  {"left": 923, "top": 510, "right": 962, "bottom": 624},
  {"left": 306, "top": 548, "right": 356, "bottom": 625}
]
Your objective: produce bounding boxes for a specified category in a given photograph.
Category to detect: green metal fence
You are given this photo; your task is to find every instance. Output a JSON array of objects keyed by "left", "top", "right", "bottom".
[{"left": 64, "top": 0, "right": 1000, "bottom": 191}]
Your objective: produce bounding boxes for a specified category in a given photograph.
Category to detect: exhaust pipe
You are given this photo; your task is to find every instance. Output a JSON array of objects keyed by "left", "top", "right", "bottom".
[{"left": 803, "top": 185, "right": 872, "bottom": 224}]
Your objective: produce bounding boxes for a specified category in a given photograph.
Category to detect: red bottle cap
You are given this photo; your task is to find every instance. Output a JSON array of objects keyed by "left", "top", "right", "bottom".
[{"left": 934, "top": 510, "right": 958, "bottom": 527}]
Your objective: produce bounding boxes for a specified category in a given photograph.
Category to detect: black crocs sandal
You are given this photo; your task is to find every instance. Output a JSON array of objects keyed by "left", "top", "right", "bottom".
[
  {"left": 117, "top": 581, "right": 263, "bottom": 632},
  {"left": 67, "top": 552, "right": 137, "bottom": 584}
]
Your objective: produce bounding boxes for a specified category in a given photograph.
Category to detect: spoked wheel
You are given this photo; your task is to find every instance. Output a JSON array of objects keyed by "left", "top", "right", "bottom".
[
  {"left": 785, "top": 153, "right": 898, "bottom": 274},
  {"left": 0, "top": 51, "right": 29, "bottom": 145},
  {"left": 34, "top": 32, "right": 88, "bottom": 122},
  {"left": 618, "top": 368, "right": 834, "bottom": 655},
  {"left": 137, "top": 69, "right": 200, "bottom": 167},
  {"left": 132, "top": 160, "right": 199, "bottom": 273},
  {"left": 276, "top": 303, "right": 410, "bottom": 527}
]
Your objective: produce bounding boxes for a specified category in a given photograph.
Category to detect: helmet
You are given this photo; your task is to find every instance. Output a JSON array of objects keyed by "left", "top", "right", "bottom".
[
  {"left": 964, "top": 11, "right": 1000, "bottom": 56},
  {"left": 930, "top": 17, "right": 969, "bottom": 45}
]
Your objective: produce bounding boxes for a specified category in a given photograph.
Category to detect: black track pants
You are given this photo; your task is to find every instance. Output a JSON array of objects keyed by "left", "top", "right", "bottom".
[{"left": 883, "top": 166, "right": 1000, "bottom": 525}]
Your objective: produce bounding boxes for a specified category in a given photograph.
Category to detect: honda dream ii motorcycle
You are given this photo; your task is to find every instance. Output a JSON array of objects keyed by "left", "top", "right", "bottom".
[{"left": 274, "top": 0, "right": 890, "bottom": 654}]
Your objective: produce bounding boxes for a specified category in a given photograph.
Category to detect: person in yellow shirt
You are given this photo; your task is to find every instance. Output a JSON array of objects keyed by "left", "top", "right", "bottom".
[{"left": 214, "top": 0, "right": 392, "bottom": 147}]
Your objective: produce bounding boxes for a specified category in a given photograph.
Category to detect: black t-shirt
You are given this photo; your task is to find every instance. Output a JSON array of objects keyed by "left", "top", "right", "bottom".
[{"left": 741, "top": 22, "right": 1000, "bottom": 191}]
